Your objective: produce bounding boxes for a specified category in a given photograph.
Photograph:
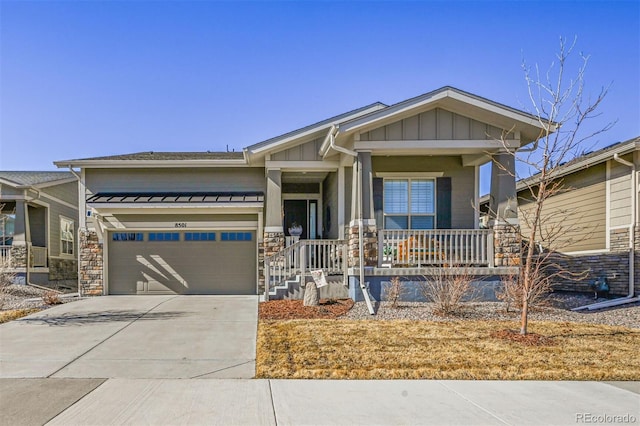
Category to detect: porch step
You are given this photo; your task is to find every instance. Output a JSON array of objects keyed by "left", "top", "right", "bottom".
[{"left": 268, "top": 274, "right": 347, "bottom": 300}]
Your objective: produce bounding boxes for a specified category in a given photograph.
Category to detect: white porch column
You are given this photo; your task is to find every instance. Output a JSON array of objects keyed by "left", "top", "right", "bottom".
[
  {"left": 489, "top": 152, "right": 519, "bottom": 224},
  {"left": 358, "top": 151, "right": 374, "bottom": 221},
  {"left": 262, "top": 168, "right": 284, "bottom": 294},
  {"left": 337, "top": 166, "right": 345, "bottom": 239},
  {"left": 348, "top": 151, "right": 377, "bottom": 267},
  {"left": 265, "top": 168, "right": 283, "bottom": 232}
]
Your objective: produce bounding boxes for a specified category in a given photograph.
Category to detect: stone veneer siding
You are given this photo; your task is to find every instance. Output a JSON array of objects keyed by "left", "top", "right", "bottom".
[
  {"left": 261, "top": 231, "right": 285, "bottom": 294},
  {"left": 348, "top": 223, "right": 377, "bottom": 267},
  {"left": 8, "top": 244, "right": 28, "bottom": 268},
  {"left": 49, "top": 258, "right": 78, "bottom": 281},
  {"left": 79, "top": 229, "right": 104, "bottom": 296},
  {"left": 493, "top": 223, "right": 521, "bottom": 267},
  {"left": 548, "top": 226, "right": 639, "bottom": 296}
]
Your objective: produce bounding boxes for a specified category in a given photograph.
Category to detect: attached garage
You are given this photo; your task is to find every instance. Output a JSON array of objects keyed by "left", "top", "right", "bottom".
[{"left": 108, "top": 230, "right": 257, "bottom": 295}]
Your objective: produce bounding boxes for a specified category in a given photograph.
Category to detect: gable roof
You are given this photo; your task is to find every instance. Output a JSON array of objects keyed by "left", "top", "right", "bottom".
[
  {"left": 55, "top": 86, "right": 554, "bottom": 168},
  {"left": 0, "top": 171, "right": 76, "bottom": 188},
  {"left": 479, "top": 136, "right": 640, "bottom": 201},
  {"left": 244, "top": 102, "right": 387, "bottom": 157},
  {"left": 323, "top": 86, "right": 554, "bottom": 155}
]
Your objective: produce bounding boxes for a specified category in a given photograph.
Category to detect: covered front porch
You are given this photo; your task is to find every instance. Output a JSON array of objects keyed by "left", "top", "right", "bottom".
[
  {"left": 254, "top": 88, "right": 546, "bottom": 299},
  {"left": 1, "top": 200, "right": 49, "bottom": 272},
  {"left": 262, "top": 148, "right": 521, "bottom": 299}
]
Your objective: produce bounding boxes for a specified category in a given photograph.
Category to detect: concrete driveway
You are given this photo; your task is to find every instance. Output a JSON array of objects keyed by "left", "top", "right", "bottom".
[{"left": 0, "top": 295, "right": 258, "bottom": 379}]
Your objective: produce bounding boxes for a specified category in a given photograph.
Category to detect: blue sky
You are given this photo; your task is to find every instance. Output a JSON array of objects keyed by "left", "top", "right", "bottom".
[{"left": 1, "top": 1, "right": 639, "bottom": 193}]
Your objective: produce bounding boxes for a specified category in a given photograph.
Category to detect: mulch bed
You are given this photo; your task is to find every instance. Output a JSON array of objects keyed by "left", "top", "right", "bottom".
[
  {"left": 490, "top": 329, "right": 556, "bottom": 346},
  {"left": 259, "top": 299, "right": 354, "bottom": 320}
]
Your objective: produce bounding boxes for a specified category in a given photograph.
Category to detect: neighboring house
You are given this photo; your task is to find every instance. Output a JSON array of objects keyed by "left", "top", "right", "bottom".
[
  {"left": 0, "top": 171, "right": 79, "bottom": 287},
  {"left": 54, "top": 86, "right": 552, "bottom": 299},
  {"left": 481, "top": 137, "right": 639, "bottom": 296}
]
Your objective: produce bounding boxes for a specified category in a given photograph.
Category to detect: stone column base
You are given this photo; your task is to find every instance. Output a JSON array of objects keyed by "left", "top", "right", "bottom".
[
  {"left": 493, "top": 223, "right": 521, "bottom": 267},
  {"left": 348, "top": 221, "right": 378, "bottom": 268},
  {"left": 79, "top": 229, "right": 103, "bottom": 296},
  {"left": 260, "top": 231, "right": 285, "bottom": 294}
]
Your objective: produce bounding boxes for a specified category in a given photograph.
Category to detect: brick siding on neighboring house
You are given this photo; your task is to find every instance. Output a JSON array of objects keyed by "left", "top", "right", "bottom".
[{"left": 548, "top": 226, "right": 639, "bottom": 296}]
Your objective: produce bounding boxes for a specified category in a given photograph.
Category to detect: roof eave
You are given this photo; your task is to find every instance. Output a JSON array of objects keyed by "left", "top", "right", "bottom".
[
  {"left": 245, "top": 103, "right": 387, "bottom": 159},
  {"left": 53, "top": 159, "right": 250, "bottom": 168},
  {"left": 517, "top": 138, "right": 639, "bottom": 190}
]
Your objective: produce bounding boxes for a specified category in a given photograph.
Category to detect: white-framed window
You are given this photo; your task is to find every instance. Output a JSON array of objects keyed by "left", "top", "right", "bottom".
[
  {"left": 60, "top": 216, "right": 74, "bottom": 256},
  {"left": 383, "top": 178, "right": 436, "bottom": 229}
]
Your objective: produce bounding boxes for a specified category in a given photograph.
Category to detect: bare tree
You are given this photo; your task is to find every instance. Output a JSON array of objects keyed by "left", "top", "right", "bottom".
[{"left": 497, "top": 37, "right": 613, "bottom": 335}]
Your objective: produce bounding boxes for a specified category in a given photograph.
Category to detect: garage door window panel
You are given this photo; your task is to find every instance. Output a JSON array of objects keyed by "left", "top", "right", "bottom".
[
  {"left": 112, "top": 232, "right": 144, "bottom": 241},
  {"left": 148, "top": 232, "right": 180, "bottom": 241},
  {"left": 221, "top": 232, "right": 252, "bottom": 241},
  {"left": 185, "top": 232, "right": 216, "bottom": 241}
]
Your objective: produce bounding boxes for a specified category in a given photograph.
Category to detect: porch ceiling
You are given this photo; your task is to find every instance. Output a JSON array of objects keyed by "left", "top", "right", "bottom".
[{"left": 282, "top": 171, "right": 329, "bottom": 184}]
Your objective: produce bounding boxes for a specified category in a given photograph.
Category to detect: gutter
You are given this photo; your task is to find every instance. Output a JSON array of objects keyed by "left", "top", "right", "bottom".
[
  {"left": 573, "top": 152, "right": 638, "bottom": 311},
  {"left": 323, "top": 125, "right": 374, "bottom": 315},
  {"left": 67, "top": 167, "right": 84, "bottom": 298},
  {"left": 322, "top": 125, "right": 358, "bottom": 157}
]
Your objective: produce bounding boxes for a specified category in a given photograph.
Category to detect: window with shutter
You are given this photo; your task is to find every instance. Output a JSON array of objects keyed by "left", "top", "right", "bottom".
[{"left": 383, "top": 179, "right": 436, "bottom": 229}]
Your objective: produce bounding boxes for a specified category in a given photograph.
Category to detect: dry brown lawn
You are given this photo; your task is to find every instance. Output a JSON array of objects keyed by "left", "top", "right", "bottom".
[
  {"left": 0, "top": 308, "right": 41, "bottom": 324},
  {"left": 256, "top": 320, "right": 640, "bottom": 380}
]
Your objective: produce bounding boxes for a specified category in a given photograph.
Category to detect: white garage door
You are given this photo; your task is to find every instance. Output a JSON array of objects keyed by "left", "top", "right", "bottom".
[{"left": 108, "top": 230, "right": 256, "bottom": 295}]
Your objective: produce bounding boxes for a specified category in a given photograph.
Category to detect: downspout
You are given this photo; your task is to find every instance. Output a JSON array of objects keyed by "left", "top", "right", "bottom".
[
  {"left": 573, "top": 153, "right": 638, "bottom": 311},
  {"left": 325, "top": 126, "right": 375, "bottom": 315},
  {"left": 68, "top": 167, "right": 83, "bottom": 298}
]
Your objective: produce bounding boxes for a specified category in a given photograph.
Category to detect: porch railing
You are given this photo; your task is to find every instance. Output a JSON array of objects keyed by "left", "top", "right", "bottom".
[
  {"left": 264, "top": 239, "right": 348, "bottom": 298},
  {"left": 0, "top": 245, "right": 10, "bottom": 266},
  {"left": 379, "top": 229, "right": 494, "bottom": 267},
  {"left": 0, "top": 245, "right": 48, "bottom": 268},
  {"left": 31, "top": 246, "right": 48, "bottom": 267}
]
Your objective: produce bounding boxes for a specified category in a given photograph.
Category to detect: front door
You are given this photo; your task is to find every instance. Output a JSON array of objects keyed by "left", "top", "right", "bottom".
[{"left": 284, "top": 200, "right": 317, "bottom": 239}]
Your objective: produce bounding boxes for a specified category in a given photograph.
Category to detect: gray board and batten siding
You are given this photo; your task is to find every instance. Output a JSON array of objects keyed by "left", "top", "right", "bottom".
[
  {"left": 359, "top": 108, "right": 512, "bottom": 141},
  {"left": 271, "top": 137, "right": 324, "bottom": 162}
]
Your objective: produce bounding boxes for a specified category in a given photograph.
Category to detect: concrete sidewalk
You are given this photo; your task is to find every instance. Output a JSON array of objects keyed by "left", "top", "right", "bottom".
[{"left": 2, "top": 378, "right": 637, "bottom": 426}]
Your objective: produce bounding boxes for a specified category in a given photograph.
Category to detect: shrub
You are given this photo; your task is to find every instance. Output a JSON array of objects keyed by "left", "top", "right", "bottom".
[
  {"left": 384, "top": 276, "right": 407, "bottom": 309},
  {"left": 418, "top": 269, "right": 476, "bottom": 316},
  {"left": 42, "top": 291, "right": 63, "bottom": 305},
  {"left": 0, "top": 258, "right": 17, "bottom": 310},
  {"left": 496, "top": 272, "right": 552, "bottom": 313}
]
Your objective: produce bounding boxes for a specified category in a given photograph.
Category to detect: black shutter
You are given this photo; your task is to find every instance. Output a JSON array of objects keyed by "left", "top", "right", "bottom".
[
  {"left": 436, "top": 177, "right": 451, "bottom": 229},
  {"left": 373, "top": 177, "right": 384, "bottom": 228}
]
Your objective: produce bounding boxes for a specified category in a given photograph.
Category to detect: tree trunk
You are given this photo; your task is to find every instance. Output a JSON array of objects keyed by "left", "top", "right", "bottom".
[
  {"left": 303, "top": 281, "right": 319, "bottom": 306},
  {"left": 520, "top": 297, "right": 529, "bottom": 335}
]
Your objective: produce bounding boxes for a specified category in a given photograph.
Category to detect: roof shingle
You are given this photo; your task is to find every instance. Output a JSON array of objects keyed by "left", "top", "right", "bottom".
[{"left": 0, "top": 171, "right": 75, "bottom": 187}]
